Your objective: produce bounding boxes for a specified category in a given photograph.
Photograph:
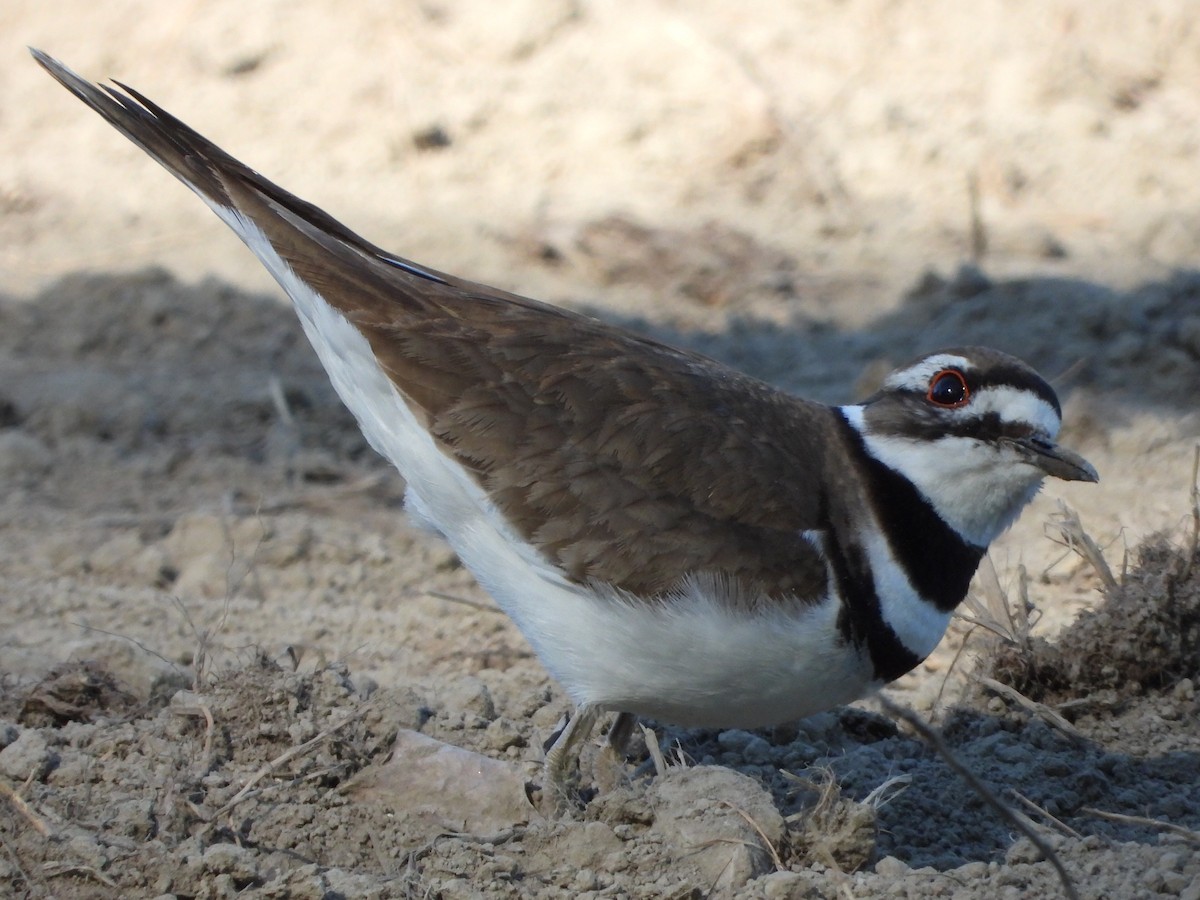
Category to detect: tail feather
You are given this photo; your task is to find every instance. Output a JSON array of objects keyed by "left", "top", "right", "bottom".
[
  {"left": 30, "top": 48, "right": 460, "bottom": 295},
  {"left": 32, "top": 49, "right": 239, "bottom": 210}
]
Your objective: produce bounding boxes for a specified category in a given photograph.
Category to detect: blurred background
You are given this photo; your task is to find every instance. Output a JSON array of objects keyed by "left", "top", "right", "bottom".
[{"left": 7, "top": 1, "right": 1200, "bottom": 308}]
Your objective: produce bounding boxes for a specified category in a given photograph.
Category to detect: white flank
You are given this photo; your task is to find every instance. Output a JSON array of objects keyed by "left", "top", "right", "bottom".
[{"left": 573, "top": 577, "right": 870, "bottom": 728}]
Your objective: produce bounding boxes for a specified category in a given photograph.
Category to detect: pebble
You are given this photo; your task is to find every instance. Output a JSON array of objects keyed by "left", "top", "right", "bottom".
[
  {"left": 572, "top": 868, "right": 598, "bottom": 891},
  {"left": 1162, "top": 871, "right": 1189, "bottom": 895},
  {"left": 437, "top": 676, "right": 496, "bottom": 721},
  {"left": 0, "top": 729, "right": 55, "bottom": 781},
  {"left": 716, "top": 729, "right": 773, "bottom": 763},
  {"left": 758, "top": 871, "right": 809, "bottom": 898},
  {"left": 0, "top": 430, "right": 51, "bottom": 483},
  {"left": 649, "top": 767, "right": 783, "bottom": 892},
  {"left": 1004, "top": 837, "right": 1043, "bottom": 865},
  {"left": 874, "top": 855, "right": 908, "bottom": 877},
  {"left": 201, "top": 843, "right": 261, "bottom": 882},
  {"left": 482, "top": 717, "right": 523, "bottom": 752},
  {"left": 953, "top": 861, "right": 989, "bottom": 880}
]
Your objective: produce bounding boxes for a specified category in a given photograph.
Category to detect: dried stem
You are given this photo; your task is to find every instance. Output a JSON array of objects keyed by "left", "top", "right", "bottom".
[
  {"left": 1047, "top": 504, "right": 1118, "bottom": 591},
  {"left": 1010, "top": 790, "right": 1085, "bottom": 840},
  {"left": 640, "top": 724, "right": 669, "bottom": 777},
  {"left": 1180, "top": 445, "right": 1199, "bottom": 581},
  {"left": 878, "top": 694, "right": 1079, "bottom": 900},
  {"left": 1081, "top": 807, "right": 1200, "bottom": 847},
  {"left": 199, "top": 709, "right": 364, "bottom": 832},
  {"left": 721, "top": 801, "right": 786, "bottom": 871},
  {"left": 0, "top": 780, "right": 54, "bottom": 839},
  {"left": 977, "top": 677, "right": 1084, "bottom": 741}
]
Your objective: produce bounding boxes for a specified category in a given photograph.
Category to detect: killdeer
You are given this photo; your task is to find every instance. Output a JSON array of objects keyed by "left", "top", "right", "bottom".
[{"left": 34, "top": 51, "right": 1097, "bottom": 800}]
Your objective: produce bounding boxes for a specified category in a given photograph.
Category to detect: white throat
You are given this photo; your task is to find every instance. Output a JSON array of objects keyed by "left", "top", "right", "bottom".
[{"left": 838, "top": 405, "right": 1046, "bottom": 548}]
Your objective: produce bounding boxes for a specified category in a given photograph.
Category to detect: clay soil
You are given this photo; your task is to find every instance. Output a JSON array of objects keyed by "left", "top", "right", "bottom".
[{"left": 2, "top": 2, "right": 1200, "bottom": 898}]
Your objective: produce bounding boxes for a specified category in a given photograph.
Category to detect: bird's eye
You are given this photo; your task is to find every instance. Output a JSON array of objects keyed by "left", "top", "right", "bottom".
[{"left": 927, "top": 370, "right": 969, "bottom": 407}]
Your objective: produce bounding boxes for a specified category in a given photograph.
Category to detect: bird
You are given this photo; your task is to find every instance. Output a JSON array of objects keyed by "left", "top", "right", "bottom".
[{"left": 32, "top": 50, "right": 1097, "bottom": 803}]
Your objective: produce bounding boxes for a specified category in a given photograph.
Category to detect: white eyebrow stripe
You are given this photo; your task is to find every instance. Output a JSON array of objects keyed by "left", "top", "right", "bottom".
[
  {"left": 953, "top": 384, "right": 1062, "bottom": 436},
  {"left": 884, "top": 354, "right": 972, "bottom": 393}
]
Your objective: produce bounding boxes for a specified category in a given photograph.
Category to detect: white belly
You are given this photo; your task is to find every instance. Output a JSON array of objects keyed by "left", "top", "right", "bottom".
[{"left": 534, "top": 579, "right": 876, "bottom": 728}]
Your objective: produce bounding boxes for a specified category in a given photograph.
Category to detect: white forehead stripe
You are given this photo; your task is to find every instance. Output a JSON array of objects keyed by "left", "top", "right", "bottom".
[{"left": 884, "top": 354, "right": 972, "bottom": 392}]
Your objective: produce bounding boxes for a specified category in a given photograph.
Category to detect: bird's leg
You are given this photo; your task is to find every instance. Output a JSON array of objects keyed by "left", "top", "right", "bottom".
[
  {"left": 541, "top": 703, "right": 601, "bottom": 812},
  {"left": 605, "top": 711, "right": 637, "bottom": 758},
  {"left": 589, "top": 710, "right": 639, "bottom": 793}
]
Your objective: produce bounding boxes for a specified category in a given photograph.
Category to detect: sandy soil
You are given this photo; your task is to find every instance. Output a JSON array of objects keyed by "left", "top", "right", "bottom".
[{"left": 2, "top": 2, "right": 1200, "bottom": 897}]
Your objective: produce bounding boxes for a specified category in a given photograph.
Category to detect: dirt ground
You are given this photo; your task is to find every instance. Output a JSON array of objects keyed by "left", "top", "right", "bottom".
[{"left": 3, "top": 2, "right": 1200, "bottom": 897}]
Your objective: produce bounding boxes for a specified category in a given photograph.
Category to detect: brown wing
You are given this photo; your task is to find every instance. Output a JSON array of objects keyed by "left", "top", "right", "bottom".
[
  {"left": 370, "top": 299, "right": 839, "bottom": 598},
  {"left": 34, "top": 51, "right": 837, "bottom": 600}
]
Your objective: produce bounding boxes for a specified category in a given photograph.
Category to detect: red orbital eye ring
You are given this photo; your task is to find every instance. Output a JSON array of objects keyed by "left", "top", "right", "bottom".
[{"left": 927, "top": 370, "right": 970, "bottom": 407}]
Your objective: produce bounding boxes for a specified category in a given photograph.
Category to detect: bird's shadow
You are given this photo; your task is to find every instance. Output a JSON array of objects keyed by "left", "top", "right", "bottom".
[
  {"left": 2, "top": 263, "right": 1198, "bottom": 873},
  {"left": 4, "top": 263, "right": 1197, "bottom": 459},
  {"left": 649, "top": 702, "right": 1200, "bottom": 870},
  {"left": 593, "top": 263, "right": 1200, "bottom": 417}
]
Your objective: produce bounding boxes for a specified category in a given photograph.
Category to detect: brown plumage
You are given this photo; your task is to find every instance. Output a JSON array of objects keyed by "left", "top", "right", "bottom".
[{"left": 33, "top": 49, "right": 848, "bottom": 602}]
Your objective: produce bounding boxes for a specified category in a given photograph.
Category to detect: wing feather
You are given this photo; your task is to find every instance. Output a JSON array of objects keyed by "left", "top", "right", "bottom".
[{"left": 33, "top": 50, "right": 841, "bottom": 600}]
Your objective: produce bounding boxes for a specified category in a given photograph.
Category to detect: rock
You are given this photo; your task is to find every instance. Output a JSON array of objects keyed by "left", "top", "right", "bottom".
[
  {"left": 201, "top": 842, "right": 261, "bottom": 884},
  {"left": 756, "top": 871, "right": 810, "bottom": 898},
  {"left": 161, "top": 512, "right": 270, "bottom": 599},
  {"left": 483, "top": 716, "right": 524, "bottom": 753},
  {"left": 648, "top": 766, "right": 784, "bottom": 897},
  {"left": 345, "top": 728, "right": 536, "bottom": 832},
  {"left": 874, "top": 855, "right": 908, "bottom": 877},
  {"left": 0, "top": 728, "right": 55, "bottom": 781},
  {"left": 435, "top": 676, "right": 497, "bottom": 722},
  {"left": 0, "top": 430, "right": 51, "bottom": 485},
  {"left": 717, "top": 729, "right": 774, "bottom": 763}
]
